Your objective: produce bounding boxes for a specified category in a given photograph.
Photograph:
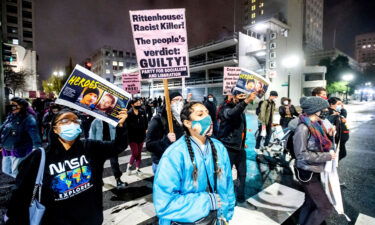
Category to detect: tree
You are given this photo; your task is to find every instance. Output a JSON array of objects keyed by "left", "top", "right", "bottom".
[
  {"left": 4, "top": 65, "right": 32, "bottom": 96},
  {"left": 326, "top": 81, "right": 349, "bottom": 94},
  {"left": 319, "top": 55, "right": 353, "bottom": 85},
  {"left": 42, "top": 75, "right": 64, "bottom": 96}
]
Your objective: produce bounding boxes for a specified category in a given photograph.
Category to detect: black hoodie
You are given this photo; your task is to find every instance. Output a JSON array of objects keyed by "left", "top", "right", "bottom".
[{"left": 5, "top": 125, "right": 128, "bottom": 225}]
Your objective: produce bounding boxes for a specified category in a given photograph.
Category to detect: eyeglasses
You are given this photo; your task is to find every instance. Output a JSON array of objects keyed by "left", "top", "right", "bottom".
[{"left": 55, "top": 118, "right": 82, "bottom": 125}]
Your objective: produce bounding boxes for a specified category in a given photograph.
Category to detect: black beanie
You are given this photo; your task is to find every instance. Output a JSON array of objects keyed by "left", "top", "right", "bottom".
[
  {"left": 169, "top": 92, "right": 182, "bottom": 100},
  {"left": 270, "top": 91, "right": 278, "bottom": 97},
  {"left": 83, "top": 88, "right": 99, "bottom": 97}
]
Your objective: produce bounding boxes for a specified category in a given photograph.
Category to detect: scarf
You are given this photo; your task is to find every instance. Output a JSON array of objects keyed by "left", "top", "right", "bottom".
[{"left": 299, "top": 114, "right": 332, "bottom": 152}]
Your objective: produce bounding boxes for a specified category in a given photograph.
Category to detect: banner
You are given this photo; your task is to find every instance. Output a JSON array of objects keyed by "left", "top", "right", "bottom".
[
  {"left": 233, "top": 68, "right": 270, "bottom": 98},
  {"left": 129, "top": 8, "right": 189, "bottom": 79},
  {"left": 29, "top": 91, "right": 37, "bottom": 98},
  {"left": 223, "top": 67, "right": 241, "bottom": 95},
  {"left": 55, "top": 65, "right": 131, "bottom": 127},
  {"left": 121, "top": 69, "right": 141, "bottom": 94}
]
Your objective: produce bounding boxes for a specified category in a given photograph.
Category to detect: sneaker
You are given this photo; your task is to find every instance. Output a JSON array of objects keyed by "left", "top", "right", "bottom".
[
  {"left": 136, "top": 169, "right": 143, "bottom": 176},
  {"left": 126, "top": 164, "right": 132, "bottom": 176},
  {"left": 116, "top": 178, "right": 128, "bottom": 189}
]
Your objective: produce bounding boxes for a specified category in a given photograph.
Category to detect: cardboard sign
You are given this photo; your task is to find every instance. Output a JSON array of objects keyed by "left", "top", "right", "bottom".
[
  {"left": 55, "top": 65, "right": 131, "bottom": 127},
  {"left": 223, "top": 67, "right": 241, "bottom": 95},
  {"left": 233, "top": 68, "right": 270, "bottom": 99},
  {"left": 129, "top": 8, "right": 189, "bottom": 79},
  {"left": 122, "top": 69, "right": 141, "bottom": 94}
]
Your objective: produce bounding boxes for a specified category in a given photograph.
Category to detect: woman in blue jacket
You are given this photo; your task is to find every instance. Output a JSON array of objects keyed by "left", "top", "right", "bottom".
[
  {"left": 0, "top": 97, "right": 42, "bottom": 178},
  {"left": 153, "top": 102, "right": 235, "bottom": 224}
]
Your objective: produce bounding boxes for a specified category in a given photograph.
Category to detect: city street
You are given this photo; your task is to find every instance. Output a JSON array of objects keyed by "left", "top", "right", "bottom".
[{"left": 2, "top": 101, "right": 374, "bottom": 225}]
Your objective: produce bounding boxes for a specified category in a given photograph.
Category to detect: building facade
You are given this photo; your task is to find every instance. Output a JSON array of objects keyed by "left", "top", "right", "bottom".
[
  {"left": 1, "top": 0, "right": 35, "bottom": 49},
  {"left": 307, "top": 48, "right": 363, "bottom": 72},
  {"left": 355, "top": 32, "right": 375, "bottom": 66},
  {"left": 303, "top": 0, "right": 324, "bottom": 53},
  {"left": 90, "top": 46, "right": 137, "bottom": 85}
]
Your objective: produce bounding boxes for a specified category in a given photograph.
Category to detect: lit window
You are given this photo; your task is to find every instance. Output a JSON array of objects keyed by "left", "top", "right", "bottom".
[
  {"left": 261, "top": 10, "right": 264, "bottom": 15},
  {"left": 260, "top": 2, "right": 264, "bottom": 7},
  {"left": 106, "top": 69, "right": 110, "bottom": 74},
  {"left": 368, "top": 44, "right": 371, "bottom": 48},
  {"left": 252, "top": 0, "right": 256, "bottom": 3},
  {"left": 251, "top": 5, "right": 256, "bottom": 11},
  {"left": 251, "top": 21, "right": 256, "bottom": 24},
  {"left": 119, "top": 62, "right": 124, "bottom": 66},
  {"left": 251, "top": 13, "right": 256, "bottom": 19},
  {"left": 112, "top": 61, "right": 118, "bottom": 66}
]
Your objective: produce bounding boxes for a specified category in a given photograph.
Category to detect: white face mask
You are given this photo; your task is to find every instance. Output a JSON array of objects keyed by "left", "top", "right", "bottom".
[
  {"left": 171, "top": 101, "right": 183, "bottom": 124},
  {"left": 208, "top": 97, "right": 214, "bottom": 102},
  {"left": 283, "top": 101, "right": 289, "bottom": 105}
]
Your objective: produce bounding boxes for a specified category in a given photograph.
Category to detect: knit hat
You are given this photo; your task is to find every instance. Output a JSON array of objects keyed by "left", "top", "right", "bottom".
[
  {"left": 83, "top": 88, "right": 99, "bottom": 97},
  {"left": 169, "top": 92, "right": 182, "bottom": 100},
  {"left": 300, "top": 96, "right": 329, "bottom": 115},
  {"left": 299, "top": 96, "right": 308, "bottom": 105},
  {"left": 270, "top": 91, "right": 278, "bottom": 97}
]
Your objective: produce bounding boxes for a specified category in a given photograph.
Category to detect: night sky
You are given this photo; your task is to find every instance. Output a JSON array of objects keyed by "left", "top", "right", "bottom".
[{"left": 35, "top": 0, "right": 375, "bottom": 80}]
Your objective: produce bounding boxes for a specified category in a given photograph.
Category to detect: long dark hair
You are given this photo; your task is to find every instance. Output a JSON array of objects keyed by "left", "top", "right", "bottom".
[
  {"left": 180, "top": 102, "right": 222, "bottom": 184},
  {"left": 10, "top": 97, "right": 36, "bottom": 117}
]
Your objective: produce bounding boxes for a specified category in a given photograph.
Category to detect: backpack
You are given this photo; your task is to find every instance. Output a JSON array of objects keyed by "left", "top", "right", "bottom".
[
  {"left": 255, "top": 100, "right": 264, "bottom": 116},
  {"left": 285, "top": 123, "right": 311, "bottom": 159}
]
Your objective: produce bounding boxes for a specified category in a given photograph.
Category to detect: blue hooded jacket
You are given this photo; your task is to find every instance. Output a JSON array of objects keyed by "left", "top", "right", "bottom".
[{"left": 153, "top": 136, "right": 235, "bottom": 224}]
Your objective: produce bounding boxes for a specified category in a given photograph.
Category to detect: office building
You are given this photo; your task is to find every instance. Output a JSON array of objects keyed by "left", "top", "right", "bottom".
[{"left": 355, "top": 32, "right": 375, "bottom": 66}]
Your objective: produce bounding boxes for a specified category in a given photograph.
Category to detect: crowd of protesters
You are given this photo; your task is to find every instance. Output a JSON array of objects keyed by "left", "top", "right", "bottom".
[{"left": 0, "top": 86, "right": 350, "bottom": 224}]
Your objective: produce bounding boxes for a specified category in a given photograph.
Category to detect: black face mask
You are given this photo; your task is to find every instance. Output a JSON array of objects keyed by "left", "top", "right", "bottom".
[
  {"left": 9, "top": 104, "right": 18, "bottom": 111},
  {"left": 134, "top": 106, "right": 141, "bottom": 110},
  {"left": 238, "top": 99, "right": 245, "bottom": 103},
  {"left": 319, "top": 110, "right": 329, "bottom": 120}
]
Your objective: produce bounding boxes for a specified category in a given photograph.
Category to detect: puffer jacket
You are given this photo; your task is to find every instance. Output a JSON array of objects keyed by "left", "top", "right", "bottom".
[
  {"left": 293, "top": 124, "right": 332, "bottom": 173},
  {"left": 153, "top": 136, "right": 235, "bottom": 224}
]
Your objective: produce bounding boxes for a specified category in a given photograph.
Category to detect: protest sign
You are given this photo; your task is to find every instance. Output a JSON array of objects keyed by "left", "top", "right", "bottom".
[
  {"left": 55, "top": 65, "right": 131, "bottom": 127},
  {"left": 29, "top": 91, "right": 37, "bottom": 98},
  {"left": 223, "top": 67, "right": 241, "bottom": 95},
  {"left": 233, "top": 68, "right": 270, "bottom": 98},
  {"left": 129, "top": 8, "right": 189, "bottom": 79},
  {"left": 121, "top": 69, "right": 141, "bottom": 94}
]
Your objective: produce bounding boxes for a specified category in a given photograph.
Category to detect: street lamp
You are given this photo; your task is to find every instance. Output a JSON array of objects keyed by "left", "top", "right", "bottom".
[
  {"left": 342, "top": 73, "right": 354, "bottom": 104},
  {"left": 52, "top": 71, "right": 65, "bottom": 77},
  {"left": 282, "top": 55, "right": 300, "bottom": 98}
]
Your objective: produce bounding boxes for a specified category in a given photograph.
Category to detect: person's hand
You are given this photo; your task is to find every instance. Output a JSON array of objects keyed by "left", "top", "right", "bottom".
[
  {"left": 341, "top": 117, "right": 347, "bottom": 123},
  {"left": 187, "top": 93, "right": 193, "bottom": 102},
  {"left": 330, "top": 151, "right": 337, "bottom": 160},
  {"left": 116, "top": 109, "right": 128, "bottom": 127},
  {"left": 244, "top": 92, "right": 257, "bottom": 104},
  {"left": 215, "top": 194, "right": 222, "bottom": 208},
  {"left": 167, "top": 133, "right": 176, "bottom": 142}
]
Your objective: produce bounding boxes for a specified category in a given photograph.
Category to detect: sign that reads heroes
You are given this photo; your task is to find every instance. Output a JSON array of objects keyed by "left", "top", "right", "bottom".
[{"left": 129, "top": 9, "right": 189, "bottom": 79}]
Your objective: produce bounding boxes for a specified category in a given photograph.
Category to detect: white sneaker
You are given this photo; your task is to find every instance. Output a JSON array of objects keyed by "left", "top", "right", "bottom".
[
  {"left": 126, "top": 164, "right": 132, "bottom": 176},
  {"left": 136, "top": 169, "right": 143, "bottom": 176}
]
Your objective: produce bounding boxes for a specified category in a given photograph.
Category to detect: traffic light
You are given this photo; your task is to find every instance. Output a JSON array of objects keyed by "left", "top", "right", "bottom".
[{"left": 2, "top": 43, "right": 13, "bottom": 62}]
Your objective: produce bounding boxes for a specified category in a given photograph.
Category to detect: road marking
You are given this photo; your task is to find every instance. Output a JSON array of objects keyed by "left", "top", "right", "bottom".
[
  {"left": 355, "top": 213, "right": 375, "bottom": 225},
  {"left": 102, "top": 165, "right": 154, "bottom": 192},
  {"left": 103, "top": 194, "right": 155, "bottom": 225},
  {"left": 103, "top": 152, "right": 151, "bottom": 169}
]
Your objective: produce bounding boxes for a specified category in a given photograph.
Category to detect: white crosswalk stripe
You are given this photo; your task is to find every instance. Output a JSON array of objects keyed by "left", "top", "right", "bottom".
[{"left": 355, "top": 213, "right": 375, "bottom": 225}]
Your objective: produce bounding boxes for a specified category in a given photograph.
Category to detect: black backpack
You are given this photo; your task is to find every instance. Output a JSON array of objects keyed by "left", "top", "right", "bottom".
[
  {"left": 285, "top": 123, "right": 311, "bottom": 159},
  {"left": 255, "top": 100, "right": 264, "bottom": 116}
]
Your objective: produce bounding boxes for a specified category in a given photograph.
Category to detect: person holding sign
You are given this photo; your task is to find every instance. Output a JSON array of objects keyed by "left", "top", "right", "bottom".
[
  {"left": 5, "top": 108, "right": 129, "bottom": 225},
  {"left": 218, "top": 90, "right": 257, "bottom": 204},
  {"left": 146, "top": 92, "right": 185, "bottom": 173},
  {"left": 153, "top": 102, "right": 235, "bottom": 224}
]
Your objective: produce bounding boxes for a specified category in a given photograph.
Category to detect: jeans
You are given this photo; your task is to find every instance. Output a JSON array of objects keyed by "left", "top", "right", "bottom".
[
  {"left": 110, "top": 156, "right": 122, "bottom": 179},
  {"left": 255, "top": 124, "right": 272, "bottom": 149},
  {"left": 298, "top": 173, "right": 333, "bottom": 225},
  {"left": 129, "top": 142, "right": 144, "bottom": 168},
  {"left": 2, "top": 155, "right": 26, "bottom": 178},
  {"left": 152, "top": 163, "right": 158, "bottom": 174},
  {"left": 227, "top": 148, "right": 246, "bottom": 202}
]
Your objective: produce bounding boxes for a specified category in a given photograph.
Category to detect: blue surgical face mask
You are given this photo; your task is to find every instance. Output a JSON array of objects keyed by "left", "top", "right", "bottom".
[
  {"left": 336, "top": 105, "right": 342, "bottom": 112},
  {"left": 191, "top": 115, "right": 212, "bottom": 136},
  {"left": 58, "top": 123, "right": 82, "bottom": 141}
]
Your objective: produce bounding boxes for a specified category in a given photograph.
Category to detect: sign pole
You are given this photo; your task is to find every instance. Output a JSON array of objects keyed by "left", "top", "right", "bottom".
[{"left": 163, "top": 79, "right": 174, "bottom": 133}]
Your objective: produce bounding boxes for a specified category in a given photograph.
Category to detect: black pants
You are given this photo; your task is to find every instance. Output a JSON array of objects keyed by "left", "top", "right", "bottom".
[
  {"left": 298, "top": 172, "right": 333, "bottom": 225},
  {"left": 255, "top": 124, "right": 272, "bottom": 149},
  {"left": 110, "top": 156, "right": 122, "bottom": 179},
  {"left": 227, "top": 149, "right": 246, "bottom": 203}
]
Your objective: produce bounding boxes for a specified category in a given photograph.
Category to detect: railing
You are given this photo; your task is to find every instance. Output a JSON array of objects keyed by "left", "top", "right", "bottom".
[
  {"left": 190, "top": 53, "right": 237, "bottom": 67},
  {"left": 189, "top": 33, "right": 238, "bottom": 51}
]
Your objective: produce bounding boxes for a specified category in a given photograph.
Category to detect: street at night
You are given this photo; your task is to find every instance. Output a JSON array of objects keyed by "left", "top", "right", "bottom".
[{"left": 1, "top": 0, "right": 375, "bottom": 225}]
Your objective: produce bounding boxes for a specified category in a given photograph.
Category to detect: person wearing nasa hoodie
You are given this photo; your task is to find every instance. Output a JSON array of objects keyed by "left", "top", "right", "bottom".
[{"left": 4, "top": 108, "right": 128, "bottom": 225}]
